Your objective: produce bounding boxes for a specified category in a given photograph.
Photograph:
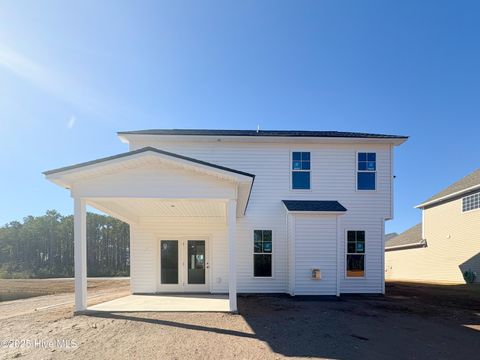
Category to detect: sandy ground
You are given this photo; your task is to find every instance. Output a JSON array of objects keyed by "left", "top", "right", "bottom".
[
  {"left": 0, "top": 280, "right": 479, "bottom": 359},
  {"left": 0, "top": 279, "right": 130, "bottom": 321},
  {"left": 0, "top": 278, "right": 130, "bottom": 302}
]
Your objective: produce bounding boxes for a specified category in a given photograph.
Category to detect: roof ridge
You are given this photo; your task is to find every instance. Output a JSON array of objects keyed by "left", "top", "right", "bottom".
[{"left": 117, "top": 129, "right": 408, "bottom": 139}]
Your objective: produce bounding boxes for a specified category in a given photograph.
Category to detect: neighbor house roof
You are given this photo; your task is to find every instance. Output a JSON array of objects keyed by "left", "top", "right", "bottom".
[
  {"left": 118, "top": 129, "right": 408, "bottom": 140},
  {"left": 416, "top": 169, "right": 480, "bottom": 209},
  {"left": 385, "top": 233, "right": 398, "bottom": 241},
  {"left": 385, "top": 223, "right": 426, "bottom": 251},
  {"left": 282, "top": 200, "right": 347, "bottom": 212}
]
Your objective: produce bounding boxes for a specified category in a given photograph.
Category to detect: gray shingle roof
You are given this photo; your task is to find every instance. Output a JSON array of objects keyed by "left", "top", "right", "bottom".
[
  {"left": 118, "top": 129, "right": 408, "bottom": 139},
  {"left": 385, "top": 223, "right": 425, "bottom": 250},
  {"left": 282, "top": 200, "right": 347, "bottom": 212},
  {"left": 419, "top": 168, "right": 480, "bottom": 207},
  {"left": 385, "top": 233, "right": 398, "bottom": 241}
]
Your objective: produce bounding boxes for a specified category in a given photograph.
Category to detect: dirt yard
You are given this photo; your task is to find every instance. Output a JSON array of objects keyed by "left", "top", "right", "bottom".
[
  {"left": 0, "top": 280, "right": 479, "bottom": 359},
  {"left": 0, "top": 278, "right": 130, "bottom": 302}
]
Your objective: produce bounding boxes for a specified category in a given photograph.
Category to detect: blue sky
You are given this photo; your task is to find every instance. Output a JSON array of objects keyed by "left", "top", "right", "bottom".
[{"left": 0, "top": 1, "right": 479, "bottom": 233}]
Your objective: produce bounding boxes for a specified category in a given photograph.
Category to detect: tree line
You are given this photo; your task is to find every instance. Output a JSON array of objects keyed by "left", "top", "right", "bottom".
[{"left": 0, "top": 210, "right": 129, "bottom": 278}]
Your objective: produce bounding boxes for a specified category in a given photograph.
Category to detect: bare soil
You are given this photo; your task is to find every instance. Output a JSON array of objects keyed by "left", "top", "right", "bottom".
[
  {"left": 0, "top": 280, "right": 479, "bottom": 360},
  {"left": 0, "top": 278, "right": 129, "bottom": 302}
]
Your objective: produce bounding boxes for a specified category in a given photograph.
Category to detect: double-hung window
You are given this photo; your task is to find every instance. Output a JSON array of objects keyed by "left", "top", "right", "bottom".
[
  {"left": 292, "top": 152, "right": 311, "bottom": 189},
  {"left": 346, "top": 230, "right": 365, "bottom": 277},
  {"left": 462, "top": 192, "right": 480, "bottom": 212},
  {"left": 357, "top": 152, "right": 376, "bottom": 190},
  {"left": 253, "top": 230, "right": 272, "bottom": 277}
]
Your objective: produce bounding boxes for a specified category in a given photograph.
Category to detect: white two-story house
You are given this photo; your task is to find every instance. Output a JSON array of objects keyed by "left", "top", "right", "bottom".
[{"left": 44, "top": 129, "right": 407, "bottom": 312}]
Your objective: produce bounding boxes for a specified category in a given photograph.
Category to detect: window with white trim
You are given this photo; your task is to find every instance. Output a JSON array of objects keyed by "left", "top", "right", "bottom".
[
  {"left": 346, "top": 230, "right": 365, "bottom": 277},
  {"left": 292, "top": 152, "right": 311, "bottom": 189},
  {"left": 253, "top": 230, "right": 272, "bottom": 277},
  {"left": 357, "top": 152, "right": 376, "bottom": 190},
  {"left": 462, "top": 192, "right": 480, "bottom": 212}
]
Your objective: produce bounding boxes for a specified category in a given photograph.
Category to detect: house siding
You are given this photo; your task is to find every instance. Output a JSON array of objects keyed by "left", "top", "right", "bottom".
[
  {"left": 293, "top": 214, "right": 337, "bottom": 295},
  {"left": 386, "top": 198, "right": 480, "bottom": 283},
  {"left": 127, "top": 139, "right": 392, "bottom": 294},
  {"left": 131, "top": 217, "right": 229, "bottom": 293},
  {"left": 339, "top": 216, "right": 384, "bottom": 293}
]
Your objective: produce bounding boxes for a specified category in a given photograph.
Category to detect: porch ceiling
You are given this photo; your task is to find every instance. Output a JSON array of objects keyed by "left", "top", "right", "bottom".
[{"left": 88, "top": 198, "right": 226, "bottom": 224}]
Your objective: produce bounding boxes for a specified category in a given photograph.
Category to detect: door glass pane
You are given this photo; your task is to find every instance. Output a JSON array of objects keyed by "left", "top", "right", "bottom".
[
  {"left": 161, "top": 240, "right": 178, "bottom": 284},
  {"left": 188, "top": 240, "right": 205, "bottom": 284}
]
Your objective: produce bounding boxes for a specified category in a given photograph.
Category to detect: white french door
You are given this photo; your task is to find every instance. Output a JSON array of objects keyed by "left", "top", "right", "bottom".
[{"left": 159, "top": 238, "right": 209, "bottom": 292}]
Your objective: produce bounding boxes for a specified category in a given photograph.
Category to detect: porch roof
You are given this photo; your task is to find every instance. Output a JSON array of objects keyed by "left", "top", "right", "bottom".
[
  {"left": 44, "top": 147, "right": 255, "bottom": 217},
  {"left": 44, "top": 146, "right": 255, "bottom": 179}
]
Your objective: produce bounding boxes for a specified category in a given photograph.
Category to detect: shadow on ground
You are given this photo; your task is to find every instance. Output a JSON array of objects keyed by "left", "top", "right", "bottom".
[
  {"left": 87, "top": 282, "right": 480, "bottom": 359},
  {"left": 237, "top": 282, "right": 480, "bottom": 359}
]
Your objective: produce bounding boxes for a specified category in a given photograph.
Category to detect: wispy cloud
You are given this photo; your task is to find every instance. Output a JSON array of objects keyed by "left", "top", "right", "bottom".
[
  {"left": 0, "top": 43, "right": 126, "bottom": 120},
  {"left": 0, "top": 44, "right": 62, "bottom": 93},
  {"left": 67, "top": 115, "right": 76, "bottom": 129}
]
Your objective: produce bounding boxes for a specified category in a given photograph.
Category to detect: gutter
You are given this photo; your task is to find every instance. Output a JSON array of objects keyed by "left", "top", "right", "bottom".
[{"left": 385, "top": 239, "right": 427, "bottom": 252}]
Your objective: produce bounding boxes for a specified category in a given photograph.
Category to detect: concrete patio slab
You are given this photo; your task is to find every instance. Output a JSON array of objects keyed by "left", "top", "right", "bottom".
[{"left": 87, "top": 294, "right": 230, "bottom": 312}]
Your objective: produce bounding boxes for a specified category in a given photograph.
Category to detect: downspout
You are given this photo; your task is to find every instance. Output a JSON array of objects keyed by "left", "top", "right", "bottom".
[{"left": 422, "top": 209, "right": 425, "bottom": 239}]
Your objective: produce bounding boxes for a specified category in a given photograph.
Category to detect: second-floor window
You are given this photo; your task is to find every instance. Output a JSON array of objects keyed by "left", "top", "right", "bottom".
[
  {"left": 292, "top": 152, "right": 310, "bottom": 189},
  {"left": 462, "top": 192, "right": 480, "bottom": 212},
  {"left": 357, "top": 152, "right": 376, "bottom": 190}
]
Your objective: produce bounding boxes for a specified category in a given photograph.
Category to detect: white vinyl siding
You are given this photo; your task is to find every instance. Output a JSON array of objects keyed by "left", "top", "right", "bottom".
[
  {"left": 126, "top": 139, "right": 392, "bottom": 294},
  {"left": 293, "top": 214, "right": 337, "bottom": 295},
  {"left": 130, "top": 217, "right": 228, "bottom": 293}
]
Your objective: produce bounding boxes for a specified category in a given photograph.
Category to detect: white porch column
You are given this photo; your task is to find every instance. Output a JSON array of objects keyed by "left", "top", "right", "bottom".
[
  {"left": 336, "top": 215, "right": 342, "bottom": 297},
  {"left": 227, "top": 199, "right": 237, "bottom": 312},
  {"left": 74, "top": 198, "right": 87, "bottom": 312}
]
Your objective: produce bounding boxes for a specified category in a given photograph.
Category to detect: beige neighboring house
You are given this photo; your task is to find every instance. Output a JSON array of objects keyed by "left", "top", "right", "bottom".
[{"left": 386, "top": 169, "right": 480, "bottom": 284}]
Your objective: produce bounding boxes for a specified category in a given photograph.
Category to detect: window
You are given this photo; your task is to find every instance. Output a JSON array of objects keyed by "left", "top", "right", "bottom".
[
  {"left": 346, "top": 231, "right": 365, "bottom": 277},
  {"left": 462, "top": 192, "right": 480, "bottom": 212},
  {"left": 253, "top": 230, "right": 272, "bottom": 277},
  {"left": 357, "top": 152, "right": 376, "bottom": 190},
  {"left": 292, "top": 152, "right": 310, "bottom": 189}
]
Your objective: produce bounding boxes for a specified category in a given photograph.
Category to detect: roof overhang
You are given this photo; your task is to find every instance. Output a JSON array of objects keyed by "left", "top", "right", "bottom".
[
  {"left": 44, "top": 147, "right": 255, "bottom": 216},
  {"left": 385, "top": 239, "right": 427, "bottom": 251},
  {"left": 118, "top": 134, "right": 408, "bottom": 146}
]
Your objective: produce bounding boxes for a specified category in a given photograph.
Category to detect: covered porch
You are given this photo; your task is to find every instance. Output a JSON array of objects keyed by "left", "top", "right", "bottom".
[
  {"left": 88, "top": 294, "right": 230, "bottom": 312},
  {"left": 43, "top": 147, "right": 255, "bottom": 313}
]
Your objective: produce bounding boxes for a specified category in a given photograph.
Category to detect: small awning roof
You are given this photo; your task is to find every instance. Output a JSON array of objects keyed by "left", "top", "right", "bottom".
[{"left": 282, "top": 200, "right": 347, "bottom": 213}]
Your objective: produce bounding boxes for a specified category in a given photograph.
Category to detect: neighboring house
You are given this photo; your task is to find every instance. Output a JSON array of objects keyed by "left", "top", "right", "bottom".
[
  {"left": 386, "top": 169, "right": 480, "bottom": 284},
  {"left": 385, "top": 232, "right": 398, "bottom": 242},
  {"left": 44, "top": 129, "right": 407, "bottom": 312}
]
